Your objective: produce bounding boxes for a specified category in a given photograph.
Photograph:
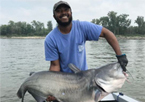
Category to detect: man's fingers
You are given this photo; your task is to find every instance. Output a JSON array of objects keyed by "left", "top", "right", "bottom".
[
  {"left": 46, "top": 96, "right": 56, "bottom": 101},
  {"left": 121, "top": 64, "right": 127, "bottom": 72}
]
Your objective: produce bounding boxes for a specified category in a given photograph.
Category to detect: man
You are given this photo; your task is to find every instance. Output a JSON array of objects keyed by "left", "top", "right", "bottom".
[{"left": 44, "top": 1, "right": 128, "bottom": 101}]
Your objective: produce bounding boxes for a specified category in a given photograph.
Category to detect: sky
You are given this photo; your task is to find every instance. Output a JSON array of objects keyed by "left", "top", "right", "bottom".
[{"left": 0, "top": 0, "right": 145, "bottom": 28}]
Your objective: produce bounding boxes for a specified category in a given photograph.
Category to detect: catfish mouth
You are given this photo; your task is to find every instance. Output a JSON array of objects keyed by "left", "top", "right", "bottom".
[{"left": 94, "top": 80, "right": 106, "bottom": 92}]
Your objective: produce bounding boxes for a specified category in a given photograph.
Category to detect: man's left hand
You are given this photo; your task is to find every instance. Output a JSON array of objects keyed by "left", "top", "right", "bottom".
[{"left": 116, "top": 54, "right": 128, "bottom": 72}]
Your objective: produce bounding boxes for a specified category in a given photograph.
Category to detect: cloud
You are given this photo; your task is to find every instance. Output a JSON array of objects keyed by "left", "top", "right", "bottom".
[{"left": 1, "top": 0, "right": 145, "bottom": 27}]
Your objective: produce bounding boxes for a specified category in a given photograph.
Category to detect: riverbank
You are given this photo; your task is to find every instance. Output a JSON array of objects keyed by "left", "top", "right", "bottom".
[
  {"left": 116, "top": 35, "right": 145, "bottom": 40},
  {"left": 0, "top": 35, "right": 145, "bottom": 40}
]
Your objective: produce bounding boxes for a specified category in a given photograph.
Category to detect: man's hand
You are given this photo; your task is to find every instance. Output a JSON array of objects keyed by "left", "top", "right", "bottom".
[
  {"left": 46, "top": 95, "right": 57, "bottom": 102},
  {"left": 116, "top": 54, "right": 128, "bottom": 72}
]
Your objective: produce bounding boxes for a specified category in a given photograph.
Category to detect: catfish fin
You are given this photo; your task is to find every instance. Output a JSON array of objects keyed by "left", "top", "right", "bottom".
[
  {"left": 17, "top": 86, "right": 27, "bottom": 102},
  {"left": 28, "top": 90, "right": 46, "bottom": 102},
  {"left": 29, "top": 72, "right": 35, "bottom": 76},
  {"left": 68, "top": 63, "right": 81, "bottom": 73},
  {"left": 95, "top": 90, "right": 102, "bottom": 102}
]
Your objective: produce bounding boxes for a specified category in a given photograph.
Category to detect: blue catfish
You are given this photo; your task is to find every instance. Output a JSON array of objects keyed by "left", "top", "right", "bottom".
[{"left": 17, "top": 62, "right": 127, "bottom": 102}]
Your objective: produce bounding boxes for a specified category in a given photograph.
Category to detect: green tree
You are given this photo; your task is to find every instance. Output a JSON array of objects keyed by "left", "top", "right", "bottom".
[
  {"left": 100, "top": 11, "right": 131, "bottom": 35},
  {"left": 20, "top": 22, "right": 27, "bottom": 36},
  {"left": 47, "top": 21, "right": 53, "bottom": 33},
  {"left": 99, "top": 16, "right": 109, "bottom": 28},
  {"left": 107, "top": 11, "right": 118, "bottom": 34},
  {"left": 31, "top": 20, "right": 45, "bottom": 36},
  {"left": 91, "top": 19, "right": 96, "bottom": 24},
  {"left": 26, "top": 23, "right": 34, "bottom": 36},
  {"left": 135, "top": 16, "right": 144, "bottom": 27},
  {"left": 135, "top": 16, "right": 145, "bottom": 34},
  {"left": 117, "top": 14, "right": 131, "bottom": 34},
  {"left": 7, "top": 20, "right": 15, "bottom": 36},
  {"left": 15, "top": 22, "right": 22, "bottom": 35},
  {"left": 31, "top": 20, "right": 38, "bottom": 32},
  {"left": 37, "top": 21, "right": 45, "bottom": 36},
  {"left": 91, "top": 19, "right": 100, "bottom": 24},
  {"left": 0, "top": 25, "right": 8, "bottom": 36},
  {"left": 127, "top": 26, "right": 136, "bottom": 35}
]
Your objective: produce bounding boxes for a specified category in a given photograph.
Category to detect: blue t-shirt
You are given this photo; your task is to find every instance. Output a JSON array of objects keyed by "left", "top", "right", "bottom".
[{"left": 45, "top": 20, "right": 102, "bottom": 73}]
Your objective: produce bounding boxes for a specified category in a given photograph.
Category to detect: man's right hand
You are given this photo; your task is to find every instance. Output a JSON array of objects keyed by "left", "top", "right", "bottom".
[{"left": 46, "top": 95, "right": 56, "bottom": 101}]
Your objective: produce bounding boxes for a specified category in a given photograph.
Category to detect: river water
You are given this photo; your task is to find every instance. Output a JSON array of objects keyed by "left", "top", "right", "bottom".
[{"left": 0, "top": 38, "right": 145, "bottom": 102}]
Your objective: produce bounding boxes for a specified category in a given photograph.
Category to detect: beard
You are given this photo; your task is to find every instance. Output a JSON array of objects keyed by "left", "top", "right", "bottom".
[{"left": 55, "top": 15, "right": 72, "bottom": 27}]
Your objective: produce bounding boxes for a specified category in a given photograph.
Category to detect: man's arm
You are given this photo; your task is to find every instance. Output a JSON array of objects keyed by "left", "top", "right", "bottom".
[
  {"left": 100, "top": 27, "right": 128, "bottom": 71},
  {"left": 49, "top": 60, "right": 60, "bottom": 71},
  {"left": 46, "top": 60, "right": 60, "bottom": 101},
  {"left": 100, "top": 27, "right": 122, "bottom": 55}
]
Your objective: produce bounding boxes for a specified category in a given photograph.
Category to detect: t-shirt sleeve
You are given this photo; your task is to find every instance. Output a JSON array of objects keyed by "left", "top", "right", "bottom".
[
  {"left": 44, "top": 37, "right": 59, "bottom": 61},
  {"left": 80, "top": 21, "right": 103, "bottom": 41}
]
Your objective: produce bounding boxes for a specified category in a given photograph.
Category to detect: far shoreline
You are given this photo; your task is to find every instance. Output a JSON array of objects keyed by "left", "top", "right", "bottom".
[
  {"left": 116, "top": 35, "right": 145, "bottom": 40},
  {"left": 0, "top": 35, "right": 145, "bottom": 40}
]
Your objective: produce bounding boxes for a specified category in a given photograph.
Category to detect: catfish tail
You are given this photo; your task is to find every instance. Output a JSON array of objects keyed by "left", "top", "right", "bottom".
[{"left": 17, "top": 85, "right": 27, "bottom": 102}]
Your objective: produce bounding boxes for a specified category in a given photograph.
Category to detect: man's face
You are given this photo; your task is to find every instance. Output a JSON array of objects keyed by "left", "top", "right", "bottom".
[{"left": 54, "top": 5, "right": 72, "bottom": 27}]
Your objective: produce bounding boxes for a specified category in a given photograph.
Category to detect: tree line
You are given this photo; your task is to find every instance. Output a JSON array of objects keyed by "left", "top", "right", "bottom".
[
  {"left": 0, "top": 11, "right": 145, "bottom": 37},
  {"left": 91, "top": 11, "right": 145, "bottom": 35},
  {"left": 0, "top": 20, "right": 53, "bottom": 37}
]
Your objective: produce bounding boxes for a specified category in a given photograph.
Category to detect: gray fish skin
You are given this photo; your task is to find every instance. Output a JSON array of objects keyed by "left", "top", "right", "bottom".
[
  {"left": 17, "top": 62, "right": 127, "bottom": 102},
  {"left": 94, "top": 62, "right": 127, "bottom": 93}
]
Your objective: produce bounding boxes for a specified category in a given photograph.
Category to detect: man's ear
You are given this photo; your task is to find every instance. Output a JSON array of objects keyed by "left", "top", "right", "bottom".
[{"left": 53, "top": 14, "right": 56, "bottom": 20}]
